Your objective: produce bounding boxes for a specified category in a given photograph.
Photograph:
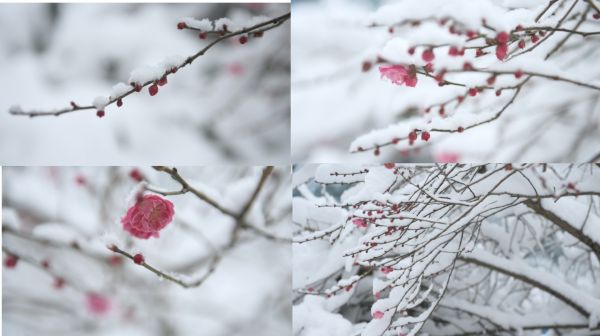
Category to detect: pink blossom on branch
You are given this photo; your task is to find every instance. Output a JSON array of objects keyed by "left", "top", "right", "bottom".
[
  {"left": 86, "top": 293, "right": 111, "bottom": 316},
  {"left": 378, "top": 65, "right": 418, "bottom": 87},
  {"left": 121, "top": 194, "right": 175, "bottom": 239},
  {"left": 352, "top": 217, "right": 367, "bottom": 228}
]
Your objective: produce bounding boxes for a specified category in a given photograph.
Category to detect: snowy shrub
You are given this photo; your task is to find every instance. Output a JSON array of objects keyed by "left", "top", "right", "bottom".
[
  {"left": 2, "top": 166, "right": 291, "bottom": 336},
  {"left": 293, "top": 163, "right": 600, "bottom": 335},
  {"left": 0, "top": 4, "right": 290, "bottom": 164},
  {"left": 292, "top": 0, "right": 600, "bottom": 162}
]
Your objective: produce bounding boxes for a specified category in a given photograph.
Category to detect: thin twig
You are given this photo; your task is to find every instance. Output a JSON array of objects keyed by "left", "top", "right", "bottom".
[
  {"left": 109, "top": 245, "right": 221, "bottom": 289},
  {"left": 152, "top": 166, "right": 238, "bottom": 217}
]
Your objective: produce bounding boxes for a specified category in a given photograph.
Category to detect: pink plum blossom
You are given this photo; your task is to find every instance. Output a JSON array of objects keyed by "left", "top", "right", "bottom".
[
  {"left": 352, "top": 218, "right": 367, "bottom": 228},
  {"left": 121, "top": 194, "right": 174, "bottom": 239},
  {"left": 373, "top": 310, "right": 385, "bottom": 319},
  {"left": 86, "top": 293, "right": 111, "bottom": 316},
  {"left": 379, "top": 65, "right": 418, "bottom": 87}
]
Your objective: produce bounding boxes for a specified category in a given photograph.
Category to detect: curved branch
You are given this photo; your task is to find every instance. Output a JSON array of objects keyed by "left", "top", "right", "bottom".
[
  {"left": 459, "top": 250, "right": 597, "bottom": 317},
  {"left": 152, "top": 166, "right": 238, "bottom": 217},
  {"left": 523, "top": 199, "right": 600, "bottom": 262}
]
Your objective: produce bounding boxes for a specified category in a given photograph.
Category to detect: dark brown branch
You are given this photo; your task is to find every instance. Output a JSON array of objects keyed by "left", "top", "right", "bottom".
[
  {"left": 152, "top": 166, "right": 238, "bottom": 217},
  {"left": 523, "top": 199, "right": 600, "bottom": 262},
  {"left": 351, "top": 83, "right": 524, "bottom": 153},
  {"left": 152, "top": 166, "right": 289, "bottom": 244},
  {"left": 458, "top": 253, "right": 589, "bottom": 317},
  {"left": 536, "top": 0, "right": 560, "bottom": 22},
  {"left": 236, "top": 166, "right": 274, "bottom": 220},
  {"left": 109, "top": 245, "right": 221, "bottom": 289}
]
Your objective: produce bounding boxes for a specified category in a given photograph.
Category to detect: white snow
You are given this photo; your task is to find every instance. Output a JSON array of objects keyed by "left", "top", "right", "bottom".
[
  {"left": 540, "top": 197, "right": 600, "bottom": 246},
  {"left": 181, "top": 17, "right": 213, "bottom": 31},
  {"left": 92, "top": 95, "right": 109, "bottom": 110},
  {"left": 214, "top": 17, "right": 235, "bottom": 31},
  {"left": 109, "top": 82, "right": 131, "bottom": 98},
  {"left": 127, "top": 65, "right": 166, "bottom": 85},
  {"left": 292, "top": 0, "right": 600, "bottom": 162}
]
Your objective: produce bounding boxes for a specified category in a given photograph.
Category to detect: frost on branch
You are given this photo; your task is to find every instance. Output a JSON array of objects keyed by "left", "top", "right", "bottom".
[
  {"left": 3, "top": 166, "right": 291, "bottom": 335},
  {"left": 293, "top": 163, "right": 600, "bottom": 336},
  {"left": 292, "top": 0, "right": 600, "bottom": 162}
]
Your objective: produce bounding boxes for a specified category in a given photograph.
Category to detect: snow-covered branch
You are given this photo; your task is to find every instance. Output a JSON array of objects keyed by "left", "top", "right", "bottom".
[
  {"left": 293, "top": 163, "right": 600, "bottom": 336},
  {"left": 293, "top": 0, "right": 600, "bottom": 162},
  {"left": 9, "top": 12, "right": 290, "bottom": 118}
]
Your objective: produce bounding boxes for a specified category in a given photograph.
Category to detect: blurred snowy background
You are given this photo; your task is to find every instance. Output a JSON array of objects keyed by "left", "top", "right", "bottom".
[
  {"left": 2, "top": 166, "right": 291, "bottom": 336},
  {"left": 291, "top": 0, "right": 600, "bottom": 163},
  {"left": 0, "top": 3, "right": 290, "bottom": 165}
]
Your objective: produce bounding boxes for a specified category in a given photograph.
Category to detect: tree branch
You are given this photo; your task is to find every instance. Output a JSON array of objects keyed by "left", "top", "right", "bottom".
[
  {"left": 109, "top": 244, "right": 221, "bottom": 289},
  {"left": 523, "top": 199, "right": 600, "bottom": 262},
  {"left": 9, "top": 12, "right": 290, "bottom": 118}
]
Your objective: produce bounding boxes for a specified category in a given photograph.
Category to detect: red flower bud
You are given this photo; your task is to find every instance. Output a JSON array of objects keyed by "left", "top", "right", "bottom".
[
  {"left": 133, "top": 253, "right": 145, "bottom": 265},
  {"left": 422, "top": 49, "right": 435, "bottom": 62},
  {"left": 158, "top": 76, "right": 168, "bottom": 86},
  {"left": 515, "top": 70, "right": 523, "bottom": 79},
  {"left": 149, "top": 84, "right": 159, "bottom": 96},
  {"left": 496, "top": 31, "right": 509, "bottom": 44}
]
